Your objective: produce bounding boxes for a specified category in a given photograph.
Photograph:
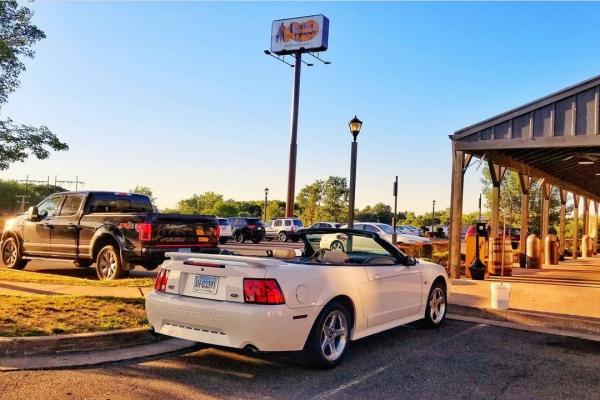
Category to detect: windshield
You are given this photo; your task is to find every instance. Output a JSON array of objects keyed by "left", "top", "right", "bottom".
[
  {"left": 293, "top": 219, "right": 303, "bottom": 227},
  {"left": 302, "top": 231, "right": 398, "bottom": 259},
  {"left": 376, "top": 224, "right": 394, "bottom": 234}
]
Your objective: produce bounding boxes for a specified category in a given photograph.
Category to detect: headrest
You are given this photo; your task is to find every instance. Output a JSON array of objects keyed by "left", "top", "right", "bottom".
[
  {"left": 273, "top": 248, "right": 297, "bottom": 259},
  {"left": 323, "top": 251, "right": 348, "bottom": 264}
]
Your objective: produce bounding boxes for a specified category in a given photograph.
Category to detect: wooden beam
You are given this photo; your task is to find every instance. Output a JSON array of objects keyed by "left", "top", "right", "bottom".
[
  {"left": 476, "top": 151, "right": 600, "bottom": 202},
  {"left": 559, "top": 192, "right": 567, "bottom": 259},
  {"left": 573, "top": 193, "right": 580, "bottom": 260},
  {"left": 455, "top": 134, "right": 600, "bottom": 152},
  {"left": 449, "top": 147, "right": 467, "bottom": 279}
]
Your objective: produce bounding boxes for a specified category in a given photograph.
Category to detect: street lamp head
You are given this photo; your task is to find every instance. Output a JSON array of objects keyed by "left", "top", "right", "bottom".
[
  {"left": 265, "top": 187, "right": 269, "bottom": 195},
  {"left": 348, "top": 116, "right": 363, "bottom": 142}
]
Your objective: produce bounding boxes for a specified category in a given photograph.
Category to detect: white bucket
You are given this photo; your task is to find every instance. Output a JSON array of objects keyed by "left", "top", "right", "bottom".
[{"left": 490, "top": 282, "right": 511, "bottom": 310}]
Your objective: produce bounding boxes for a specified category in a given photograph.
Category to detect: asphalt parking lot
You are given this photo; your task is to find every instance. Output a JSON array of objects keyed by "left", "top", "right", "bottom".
[{"left": 1, "top": 319, "right": 599, "bottom": 400}]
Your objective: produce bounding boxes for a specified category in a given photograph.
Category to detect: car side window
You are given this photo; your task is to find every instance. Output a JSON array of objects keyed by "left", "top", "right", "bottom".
[
  {"left": 58, "top": 195, "right": 85, "bottom": 216},
  {"left": 354, "top": 224, "right": 364, "bottom": 230},
  {"left": 284, "top": 220, "right": 291, "bottom": 226},
  {"left": 365, "top": 225, "right": 378, "bottom": 233},
  {"left": 37, "top": 196, "right": 63, "bottom": 219},
  {"left": 274, "top": 220, "right": 282, "bottom": 227}
]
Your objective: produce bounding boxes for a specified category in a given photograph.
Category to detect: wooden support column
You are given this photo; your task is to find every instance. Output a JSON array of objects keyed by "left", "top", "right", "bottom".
[
  {"left": 541, "top": 182, "right": 551, "bottom": 259},
  {"left": 448, "top": 147, "right": 471, "bottom": 279},
  {"left": 583, "top": 198, "right": 590, "bottom": 236},
  {"left": 573, "top": 194, "right": 580, "bottom": 260},
  {"left": 559, "top": 189, "right": 567, "bottom": 260},
  {"left": 488, "top": 161, "right": 507, "bottom": 240},
  {"left": 518, "top": 173, "right": 535, "bottom": 268},
  {"left": 594, "top": 202, "right": 599, "bottom": 255}
]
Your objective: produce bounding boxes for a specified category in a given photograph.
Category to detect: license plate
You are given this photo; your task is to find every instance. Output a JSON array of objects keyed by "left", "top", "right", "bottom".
[
  {"left": 178, "top": 248, "right": 191, "bottom": 253},
  {"left": 193, "top": 275, "right": 219, "bottom": 294},
  {"left": 196, "top": 228, "right": 205, "bottom": 236}
]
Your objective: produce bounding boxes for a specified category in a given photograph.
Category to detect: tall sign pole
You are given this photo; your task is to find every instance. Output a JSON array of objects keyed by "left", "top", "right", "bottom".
[
  {"left": 392, "top": 176, "right": 398, "bottom": 244},
  {"left": 285, "top": 52, "right": 302, "bottom": 217},
  {"left": 266, "top": 15, "right": 330, "bottom": 218}
]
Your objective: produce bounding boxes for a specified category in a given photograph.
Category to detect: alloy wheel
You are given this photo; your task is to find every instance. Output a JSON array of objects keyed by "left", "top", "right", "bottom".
[
  {"left": 98, "top": 249, "right": 118, "bottom": 279},
  {"left": 2, "top": 240, "right": 17, "bottom": 266},
  {"left": 330, "top": 241, "right": 344, "bottom": 252},
  {"left": 320, "top": 310, "right": 348, "bottom": 362},
  {"left": 429, "top": 287, "right": 446, "bottom": 324}
]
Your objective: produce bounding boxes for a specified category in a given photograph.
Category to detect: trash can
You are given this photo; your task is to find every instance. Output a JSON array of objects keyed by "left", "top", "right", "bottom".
[
  {"left": 582, "top": 235, "right": 592, "bottom": 258},
  {"left": 526, "top": 234, "right": 541, "bottom": 269},
  {"left": 544, "top": 234, "right": 559, "bottom": 265}
]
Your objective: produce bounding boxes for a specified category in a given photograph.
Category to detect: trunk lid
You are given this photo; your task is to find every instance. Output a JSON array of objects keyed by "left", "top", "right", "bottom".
[{"left": 160, "top": 253, "right": 285, "bottom": 302}]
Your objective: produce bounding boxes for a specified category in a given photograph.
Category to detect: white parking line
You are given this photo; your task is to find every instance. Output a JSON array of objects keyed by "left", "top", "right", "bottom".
[{"left": 312, "top": 365, "right": 391, "bottom": 400}]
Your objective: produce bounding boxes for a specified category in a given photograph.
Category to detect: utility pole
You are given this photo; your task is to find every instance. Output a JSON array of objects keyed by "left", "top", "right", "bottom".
[
  {"left": 392, "top": 176, "right": 398, "bottom": 244},
  {"left": 54, "top": 176, "right": 85, "bottom": 192},
  {"left": 431, "top": 200, "right": 436, "bottom": 237}
]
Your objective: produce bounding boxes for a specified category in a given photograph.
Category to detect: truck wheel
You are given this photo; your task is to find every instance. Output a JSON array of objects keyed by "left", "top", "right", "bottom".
[
  {"left": 95, "top": 245, "right": 125, "bottom": 280},
  {"left": 1, "top": 237, "right": 28, "bottom": 270}
]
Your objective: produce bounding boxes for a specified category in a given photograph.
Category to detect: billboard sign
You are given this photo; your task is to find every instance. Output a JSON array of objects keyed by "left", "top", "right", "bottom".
[{"left": 271, "top": 15, "right": 329, "bottom": 56}]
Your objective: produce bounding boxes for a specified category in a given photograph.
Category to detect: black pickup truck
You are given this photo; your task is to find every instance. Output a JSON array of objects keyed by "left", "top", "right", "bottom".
[{"left": 0, "top": 191, "right": 220, "bottom": 280}]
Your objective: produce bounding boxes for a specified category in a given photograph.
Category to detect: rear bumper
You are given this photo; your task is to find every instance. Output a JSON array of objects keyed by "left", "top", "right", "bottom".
[{"left": 145, "top": 291, "right": 321, "bottom": 352}]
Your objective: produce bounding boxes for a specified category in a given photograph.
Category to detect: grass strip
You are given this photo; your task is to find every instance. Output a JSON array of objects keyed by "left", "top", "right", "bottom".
[
  {"left": 0, "top": 268, "right": 155, "bottom": 287},
  {"left": 0, "top": 295, "right": 148, "bottom": 336}
]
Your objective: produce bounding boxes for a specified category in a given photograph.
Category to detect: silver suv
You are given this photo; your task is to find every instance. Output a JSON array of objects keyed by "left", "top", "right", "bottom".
[{"left": 265, "top": 218, "right": 304, "bottom": 242}]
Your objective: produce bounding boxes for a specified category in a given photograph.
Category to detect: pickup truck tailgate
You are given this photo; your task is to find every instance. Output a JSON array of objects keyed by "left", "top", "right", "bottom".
[{"left": 153, "top": 214, "right": 219, "bottom": 247}]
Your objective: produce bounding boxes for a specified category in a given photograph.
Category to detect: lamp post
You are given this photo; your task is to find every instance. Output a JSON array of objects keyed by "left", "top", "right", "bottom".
[
  {"left": 347, "top": 116, "right": 363, "bottom": 229},
  {"left": 431, "top": 200, "right": 436, "bottom": 237},
  {"left": 264, "top": 188, "right": 269, "bottom": 222}
]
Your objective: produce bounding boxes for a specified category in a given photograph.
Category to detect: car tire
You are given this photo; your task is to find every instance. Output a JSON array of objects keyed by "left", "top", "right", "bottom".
[
  {"left": 329, "top": 240, "right": 345, "bottom": 252},
  {"left": 1, "top": 237, "right": 28, "bottom": 270},
  {"left": 95, "top": 245, "right": 125, "bottom": 280},
  {"left": 234, "top": 232, "right": 245, "bottom": 243},
  {"left": 278, "top": 232, "right": 288, "bottom": 242},
  {"left": 291, "top": 236, "right": 300, "bottom": 243},
  {"left": 304, "top": 301, "right": 351, "bottom": 369},
  {"left": 421, "top": 281, "right": 447, "bottom": 329},
  {"left": 219, "top": 237, "right": 228, "bottom": 245},
  {"left": 73, "top": 260, "right": 93, "bottom": 268}
]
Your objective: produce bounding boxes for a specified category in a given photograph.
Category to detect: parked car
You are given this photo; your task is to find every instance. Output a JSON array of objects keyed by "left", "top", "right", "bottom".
[
  {"left": 308, "top": 222, "right": 341, "bottom": 229},
  {"left": 228, "top": 217, "right": 265, "bottom": 244},
  {"left": 345, "top": 222, "right": 429, "bottom": 245},
  {"left": 396, "top": 225, "right": 422, "bottom": 237},
  {"left": 264, "top": 218, "right": 303, "bottom": 242},
  {"left": 0, "top": 191, "right": 220, "bottom": 280},
  {"left": 217, "top": 218, "right": 233, "bottom": 245},
  {"left": 146, "top": 227, "right": 448, "bottom": 368}
]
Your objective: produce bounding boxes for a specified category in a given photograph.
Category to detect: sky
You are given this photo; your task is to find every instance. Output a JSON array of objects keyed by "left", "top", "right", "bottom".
[{"left": 4, "top": 1, "right": 600, "bottom": 213}]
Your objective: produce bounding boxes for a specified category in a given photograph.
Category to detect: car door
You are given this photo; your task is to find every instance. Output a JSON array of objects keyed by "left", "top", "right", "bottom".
[
  {"left": 22, "top": 195, "right": 64, "bottom": 255},
  {"left": 50, "top": 193, "right": 86, "bottom": 258},
  {"left": 272, "top": 219, "right": 283, "bottom": 238},
  {"left": 358, "top": 238, "right": 423, "bottom": 327}
]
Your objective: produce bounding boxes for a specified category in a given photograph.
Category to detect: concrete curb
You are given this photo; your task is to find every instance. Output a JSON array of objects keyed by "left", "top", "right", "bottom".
[
  {"left": 0, "top": 327, "right": 160, "bottom": 357},
  {"left": 448, "top": 304, "right": 600, "bottom": 337}
]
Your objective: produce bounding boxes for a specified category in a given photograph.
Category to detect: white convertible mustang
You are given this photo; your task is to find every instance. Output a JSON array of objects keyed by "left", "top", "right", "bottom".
[{"left": 145, "top": 228, "right": 448, "bottom": 368}]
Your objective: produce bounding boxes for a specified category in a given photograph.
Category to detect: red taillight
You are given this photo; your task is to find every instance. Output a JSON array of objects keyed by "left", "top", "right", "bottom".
[
  {"left": 247, "top": 224, "right": 256, "bottom": 229},
  {"left": 155, "top": 269, "right": 170, "bottom": 292},
  {"left": 136, "top": 223, "right": 153, "bottom": 241},
  {"left": 243, "top": 279, "right": 285, "bottom": 305},
  {"left": 215, "top": 225, "right": 221, "bottom": 240}
]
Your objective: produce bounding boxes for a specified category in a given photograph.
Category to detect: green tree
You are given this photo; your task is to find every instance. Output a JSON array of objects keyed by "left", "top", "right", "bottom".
[
  {"left": 177, "top": 192, "right": 223, "bottom": 215},
  {"left": 296, "top": 180, "right": 324, "bottom": 226},
  {"left": 0, "top": 1, "right": 67, "bottom": 170},
  {"left": 130, "top": 185, "right": 156, "bottom": 203},
  {"left": 265, "top": 200, "right": 285, "bottom": 220},
  {"left": 321, "top": 176, "right": 348, "bottom": 223},
  {"left": 357, "top": 203, "right": 394, "bottom": 224}
]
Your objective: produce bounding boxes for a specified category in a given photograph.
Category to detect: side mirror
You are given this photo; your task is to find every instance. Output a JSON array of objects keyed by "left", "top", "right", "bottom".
[
  {"left": 405, "top": 256, "right": 417, "bottom": 266},
  {"left": 27, "top": 206, "right": 39, "bottom": 221}
]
